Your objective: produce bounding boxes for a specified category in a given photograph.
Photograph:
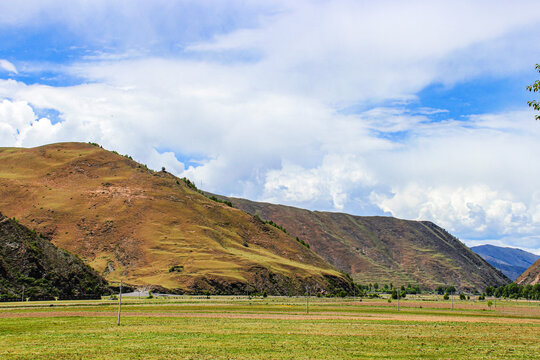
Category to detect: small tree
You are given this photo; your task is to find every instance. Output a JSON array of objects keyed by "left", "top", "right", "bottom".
[{"left": 527, "top": 64, "right": 540, "bottom": 120}]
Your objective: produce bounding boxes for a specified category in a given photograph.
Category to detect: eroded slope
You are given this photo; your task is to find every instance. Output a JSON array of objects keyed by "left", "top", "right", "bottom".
[
  {"left": 517, "top": 259, "right": 540, "bottom": 285},
  {"left": 223, "top": 197, "right": 510, "bottom": 291}
]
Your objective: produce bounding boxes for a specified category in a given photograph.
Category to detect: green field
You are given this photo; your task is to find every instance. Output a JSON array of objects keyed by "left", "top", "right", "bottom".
[{"left": 0, "top": 296, "right": 539, "bottom": 359}]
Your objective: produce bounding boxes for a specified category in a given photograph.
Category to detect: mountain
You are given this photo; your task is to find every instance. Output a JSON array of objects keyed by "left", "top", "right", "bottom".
[
  {"left": 470, "top": 244, "right": 540, "bottom": 281},
  {"left": 0, "top": 212, "right": 109, "bottom": 300},
  {"left": 0, "top": 143, "right": 352, "bottom": 295},
  {"left": 516, "top": 259, "right": 540, "bottom": 285},
  {"left": 214, "top": 197, "right": 510, "bottom": 291}
]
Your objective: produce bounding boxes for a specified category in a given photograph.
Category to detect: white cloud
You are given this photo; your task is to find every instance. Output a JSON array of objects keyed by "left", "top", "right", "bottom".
[
  {"left": 0, "top": 60, "right": 17, "bottom": 74},
  {"left": 263, "top": 154, "right": 376, "bottom": 209},
  {"left": 374, "top": 184, "right": 533, "bottom": 238}
]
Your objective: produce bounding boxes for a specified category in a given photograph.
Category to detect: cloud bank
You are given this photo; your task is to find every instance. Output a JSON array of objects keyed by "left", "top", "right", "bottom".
[{"left": 1, "top": 0, "right": 540, "bottom": 253}]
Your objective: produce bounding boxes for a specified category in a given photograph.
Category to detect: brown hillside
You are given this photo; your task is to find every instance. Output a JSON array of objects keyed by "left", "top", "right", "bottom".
[
  {"left": 0, "top": 143, "right": 352, "bottom": 295},
  {"left": 219, "top": 197, "right": 510, "bottom": 291},
  {"left": 516, "top": 259, "right": 540, "bottom": 285}
]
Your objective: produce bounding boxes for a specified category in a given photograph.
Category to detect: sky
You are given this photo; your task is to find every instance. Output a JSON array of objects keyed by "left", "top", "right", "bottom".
[{"left": 1, "top": 0, "right": 540, "bottom": 254}]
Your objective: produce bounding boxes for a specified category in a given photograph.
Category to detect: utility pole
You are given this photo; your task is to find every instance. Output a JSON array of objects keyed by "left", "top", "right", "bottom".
[
  {"left": 22, "top": 285, "right": 24, "bottom": 302},
  {"left": 117, "top": 280, "right": 122, "bottom": 326},
  {"left": 397, "top": 291, "right": 399, "bottom": 311},
  {"left": 451, "top": 292, "right": 454, "bottom": 310},
  {"left": 306, "top": 285, "right": 310, "bottom": 314}
]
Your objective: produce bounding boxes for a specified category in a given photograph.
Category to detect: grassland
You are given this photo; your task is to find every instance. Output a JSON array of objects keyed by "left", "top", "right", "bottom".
[{"left": 0, "top": 296, "right": 538, "bottom": 359}]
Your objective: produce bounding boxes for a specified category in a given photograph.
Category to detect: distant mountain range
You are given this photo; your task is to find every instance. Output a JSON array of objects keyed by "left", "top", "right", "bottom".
[{"left": 471, "top": 245, "right": 540, "bottom": 281}]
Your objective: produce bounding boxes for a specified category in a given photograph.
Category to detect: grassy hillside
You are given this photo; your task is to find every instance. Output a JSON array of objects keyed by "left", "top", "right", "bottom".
[
  {"left": 471, "top": 244, "right": 540, "bottom": 281},
  {"left": 0, "top": 143, "right": 351, "bottom": 295},
  {"left": 219, "top": 197, "right": 510, "bottom": 291},
  {"left": 0, "top": 212, "right": 109, "bottom": 300},
  {"left": 517, "top": 259, "right": 540, "bottom": 285}
]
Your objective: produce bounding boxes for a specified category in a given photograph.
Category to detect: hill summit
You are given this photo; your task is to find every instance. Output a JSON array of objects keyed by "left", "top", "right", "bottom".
[{"left": 0, "top": 142, "right": 352, "bottom": 295}]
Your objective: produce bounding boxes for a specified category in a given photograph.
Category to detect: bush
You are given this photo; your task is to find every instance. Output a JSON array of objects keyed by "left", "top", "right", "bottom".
[
  {"left": 262, "top": 290, "right": 268, "bottom": 298},
  {"left": 459, "top": 293, "right": 466, "bottom": 300},
  {"left": 169, "top": 265, "right": 184, "bottom": 273},
  {"left": 295, "top": 237, "right": 310, "bottom": 249},
  {"left": 443, "top": 293, "right": 449, "bottom": 300},
  {"left": 147, "top": 291, "right": 154, "bottom": 299}
]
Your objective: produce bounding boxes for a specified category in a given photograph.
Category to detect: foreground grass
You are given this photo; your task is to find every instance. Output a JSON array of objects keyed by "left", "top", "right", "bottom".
[{"left": 0, "top": 297, "right": 538, "bottom": 359}]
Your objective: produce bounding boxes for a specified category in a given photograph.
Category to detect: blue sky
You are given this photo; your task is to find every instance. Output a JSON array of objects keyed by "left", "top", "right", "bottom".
[{"left": 1, "top": 0, "right": 540, "bottom": 254}]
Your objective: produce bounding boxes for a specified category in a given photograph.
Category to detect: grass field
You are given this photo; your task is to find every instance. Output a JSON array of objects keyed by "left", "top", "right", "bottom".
[{"left": 0, "top": 296, "right": 538, "bottom": 359}]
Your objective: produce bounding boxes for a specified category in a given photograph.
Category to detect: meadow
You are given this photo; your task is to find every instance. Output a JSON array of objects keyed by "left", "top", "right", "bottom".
[{"left": 0, "top": 295, "right": 538, "bottom": 359}]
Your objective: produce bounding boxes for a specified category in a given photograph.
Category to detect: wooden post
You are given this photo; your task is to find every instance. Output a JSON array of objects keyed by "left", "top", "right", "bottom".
[
  {"left": 117, "top": 280, "right": 122, "bottom": 326},
  {"left": 306, "top": 285, "right": 309, "bottom": 314}
]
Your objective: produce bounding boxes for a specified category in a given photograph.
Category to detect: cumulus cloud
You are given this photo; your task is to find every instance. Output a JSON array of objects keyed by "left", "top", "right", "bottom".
[
  {"left": 374, "top": 184, "right": 532, "bottom": 237},
  {"left": 263, "top": 154, "right": 377, "bottom": 210}
]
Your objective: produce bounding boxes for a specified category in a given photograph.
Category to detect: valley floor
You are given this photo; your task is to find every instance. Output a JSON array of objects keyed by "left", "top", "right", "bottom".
[{"left": 0, "top": 296, "right": 538, "bottom": 359}]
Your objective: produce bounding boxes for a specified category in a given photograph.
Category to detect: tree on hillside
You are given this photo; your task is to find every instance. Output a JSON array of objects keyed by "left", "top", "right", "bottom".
[{"left": 527, "top": 64, "right": 540, "bottom": 120}]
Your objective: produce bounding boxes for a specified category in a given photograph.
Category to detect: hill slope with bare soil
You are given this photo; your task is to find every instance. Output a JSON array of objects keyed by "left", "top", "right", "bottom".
[
  {"left": 0, "top": 143, "right": 352, "bottom": 295},
  {"left": 517, "top": 259, "right": 540, "bottom": 285},
  {"left": 218, "top": 197, "right": 510, "bottom": 291}
]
